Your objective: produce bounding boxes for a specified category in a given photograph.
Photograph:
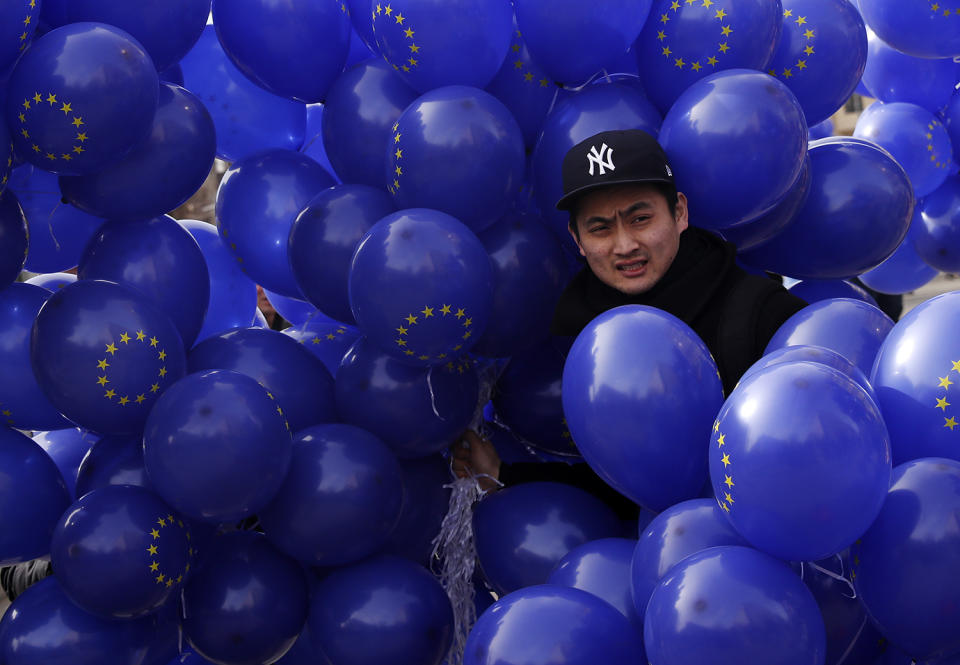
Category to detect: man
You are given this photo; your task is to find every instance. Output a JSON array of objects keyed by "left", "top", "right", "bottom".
[{"left": 455, "top": 129, "right": 807, "bottom": 513}]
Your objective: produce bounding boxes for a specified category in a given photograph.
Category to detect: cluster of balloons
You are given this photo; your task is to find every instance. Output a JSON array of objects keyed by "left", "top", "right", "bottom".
[{"left": 2, "top": 0, "right": 960, "bottom": 664}]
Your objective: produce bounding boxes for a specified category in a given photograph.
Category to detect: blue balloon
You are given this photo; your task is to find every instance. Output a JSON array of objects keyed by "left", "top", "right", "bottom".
[
  {"left": 282, "top": 320, "right": 361, "bottom": 377},
  {"left": 143, "top": 369, "right": 293, "bottom": 523},
  {"left": 548, "top": 538, "right": 642, "bottom": 631},
  {"left": 0, "top": 189, "right": 27, "bottom": 287},
  {"left": 766, "top": 0, "right": 867, "bottom": 126},
  {"left": 644, "top": 546, "right": 826, "bottom": 664},
  {"left": 188, "top": 327, "right": 337, "bottom": 432},
  {"left": 472, "top": 481, "right": 623, "bottom": 594},
  {"left": 349, "top": 208, "right": 494, "bottom": 363},
  {"left": 5, "top": 22, "right": 159, "bottom": 175},
  {"left": 852, "top": 458, "right": 960, "bottom": 660},
  {"left": 915, "top": 176, "right": 960, "bottom": 273},
  {"left": 31, "top": 279, "right": 187, "bottom": 436},
  {"left": 465, "top": 584, "right": 643, "bottom": 665},
  {"left": 58, "top": 0, "right": 210, "bottom": 72},
  {"left": 25, "top": 271, "right": 77, "bottom": 291},
  {"left": 345, "top": 0, "right": 376, "bottom": 51},
  {"left": 807, "top": 117, "right": 834, "bottom": 141},
  {"left": 787, "top": 279, "right": 878, "bottom": 307},
  {"left": 289, "top": 184, "right": 395, "bottom": 324},
  {"left": 379, "top": 453, "right": 451, "bottom": 565},
  {"left": 764, "top": 298, "right": 893, "bottom": 376},
  {"left": 0, "top": 119, "right": 11, "bottom": 197},
  {"left": 78, "top": 215, "right": 211, "bottom": 348},
  {"left": 562, "top": 305, "right": 724, "bottom": 512},
  {"left": 944, "top": 88, "right": 960, "bottom": 165},
  {"left": 75, "top": 433, "right": 153, "bottom": 497},
  {"left": 51, "top": 485, "right": 191, "bottom": 618},
  {"left": 660, "top": 69, "right": 808, "bottom": 232},
  {"left": 261, "top": 288, "right": 320, "bottom": 326},
  {"left": 514, "top": 0, "right": 651, "bottom": 86},
  {"left": 300, "top": 104, "right": 338, "bottom": 179},
  {"left": 322, "top": 59, "right": 418, "bottom": 188},
  {"left": 0, "top": 576, "right": 161, "bottom": 665},
  {"left": 260, "top": 424, "right": 404, "bottom": 566},
  {"left": 217, "top": 148, "right": 335, "bottom": 298},
  {"left": 854, "top": 101, "right": 953, "bottom": 198},
  {"left": 472, "top": 212, "right": 568, "bottom": 359},
  {"left": 531, "top": 80, "right": 662, "bottom": 247},
  {"left": 871, "top": 292, "right": 960, "bottom": 464},
  {"left": 742, "top": 344, "right": 877, "bottom": 404},
  {"left": 860, "top": 208, "right": 939, "bottom": 295},
  {"left": 0, "top": 0, "right": 42, "bottom": 74},
  {"left": 59, "top": 83, "right": 215, "bottom": 221},
  {"left": 159, "top": 63, "right": 185, "bottom": 87},
  {"left": 371, "top": 0, "right": 513, "bottom": 94},
  {"left": 7, "top": 165, "right": 104, "bottom": 273},
  {"left": 710, "top": 362, "right": 891, "bottom": 561},
  {"left": 335, "top": 337, "right": 478, "bottom": 458},
  {"left": 388, "top": 86, "right": 525, "bottom": 232},
  {"left": 179, "top": 219, "right": 259, "bottom": 346},
  {"left": 630, "top": 499, "right": 748, "bottom": 628},
  {"left": 857, "top": 0, "right": 960, "bottom": 59},
  {"left": 33, "top": 428, "right": 95, "bottom": 498},
  {"left": 309, "top": 555, "right": 452, "bottom": 665},
  {"left": 182, "top": 531, "right": 309, "bottom": 665},
  {"left": 179, "top": 26, "right": 307, "bottom": 162},
  {"left": 740, "top": 137, "right": 914, "bottom": 279},
  {"left": 861, "top": 29, "right": 958, "bottom": 113},
  {"left": 0, "top": 427, "right": 71, "bottom": 564},
  {"left": 212, "top": 0, "right": 350, "bottom": 103},
  {"left": 635, "top": 0, "right": 782, "bottom": 114}
]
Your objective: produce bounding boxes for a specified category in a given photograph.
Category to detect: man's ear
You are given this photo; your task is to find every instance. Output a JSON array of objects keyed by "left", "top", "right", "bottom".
[
  {"left": 568, "top": 222, "right": 587, "bottom": 257},
  {"left": 675, "top": 191, "right": 690, "bottom": 232}
]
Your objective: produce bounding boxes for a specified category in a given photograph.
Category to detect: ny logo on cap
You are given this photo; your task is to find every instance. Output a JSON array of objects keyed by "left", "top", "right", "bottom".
[{"left": 587, "top": 143, "right": 615, "bottom": 176}]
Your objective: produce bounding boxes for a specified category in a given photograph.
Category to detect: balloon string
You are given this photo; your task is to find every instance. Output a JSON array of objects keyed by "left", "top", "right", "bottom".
[
  {"left": 834, "top": 612, "right": 869, "bottom": 665},
  {"left": 47, "top": 198, "right": 62, "bottom": 253},
  {"left": 425, "top": 365, "right": 443, "bottom": 419},
  {"left": 806, "top": 558, "right": 857, "bottom": 600}
]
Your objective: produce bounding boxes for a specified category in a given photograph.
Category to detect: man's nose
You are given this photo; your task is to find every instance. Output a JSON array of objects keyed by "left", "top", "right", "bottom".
[{"left": 612, "top": 224, "right": 639, "bottom": 254}]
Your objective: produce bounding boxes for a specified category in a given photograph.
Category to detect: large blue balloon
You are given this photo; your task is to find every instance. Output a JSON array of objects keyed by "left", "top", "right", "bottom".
[
  {"left": 289, "top": 184, "right": 395, "bottom": 325},
  {"left": 371, "top": 0, "right": 513, "bottom": 94},
  {"left": 5, "top": 22, "right": 159, "bottom": 175},
  {"left": 346, "top": 0, "right": 376, "bottom": 51},
  {"left": 0, "top": 282, "right": 72, "bottom": 431},
  {"left": 465, "top": 584, "right": 643, "bottom": 665},
  {"left": 861, "top": 28, "right": 958, "bottom": 113},
  {"left": 212, "top": 0, "right": 350, "bottom": 103},
  {"left": 915, "top": 176, "right": 960, "bottom": 273},
  {"left": 0, "top": 427, "right": 71, "bottom": 564},
  {"left": 660, "top": 69, "right": 807, "bottom": 232},
  {"left": 871, "top": 291, "right": 960, "bottom": 464},
  {"left": 349, "top": 208, "right": 494, "bottom": 363},
  {"left": 740, "top": 137, "right": 914, "bottom": 279},
  {"left": 764, "top": 297, "right": 894, "bottom": 376},
  {"left": 852, "top": 458, "right": 960, "bottom": 660},
  {"left": 75, "top": 433, "right": 153, "bottom": 497},
  {"left": 0, "top": 576, "right": 161, "bottom": 665},
  {"left": 635, "top": 0, "right": 782, "bottom": 114},
  {"left": 216, "top": 148, "right": 335, "bottom": 298},
  {"left": 309, "top": 555, "right": 453, "bottom": 665},
  {"left": 182, "top": 531, "right": 309, "bottom": 665},
  {"left": 742, "top": 344, "right": 877, "bottom": 404},
  {"left": 51, "top": 485, "right": 191, "bottom": 619},
  {"left": 765, "top": 0, "right": 866, "bottom": 126},
  {"left": 786, "top": 279, "right": 877, "bottom": 308},
  {"left": 179, "top": 26, "right": 307, "bottom": 162},
  {"left": 33, "top": 428, "right": 95, "bottom": 499},
  {"left": 300, "top": 103, "right": 338, "bottom": 180},
  {"left": 562, "top": 305, "right": 724, "bottom": 512},
  {"left": 59, "top": 83, "right": 215, "bottom": 221},
  {"left": 321, "top": 59, "right": 418, "bottom": 188},
  {"left": 807, "top": 118, "right": 833, "bottom": 141},
  {"left": 0, "top": 0, "right": 42, "bottom": 75},
  {"left": 259, "top": 423, "right": 404, "bottom": 566},
  {"left": 857, "top": 0, "right": 960, "bottom": 59},
  {"left": 78, "top": 215, "right": 210, "bottom": 348},
  {"left": 710, "top": 362, "right": 890, "bottom": 561},
  {"left": 179, "top": 219, "right": 259, "bottom": 346},
  {"left": 644, "top": 546, "right": 826, "bottom": 664},
  {"left": 143, "top": 369, "right": 293, "bottom": 523},
  {"left": 0, "top": 189, "right": 27, "bottom": 288},
  {"left": 860, "top": 208, "right": 939, "bottom": 295},
  {"left": 472, "top": 481, "right": 623, "bottom": 595},
  {"left": 854, "top": 101, "right": 953, "bottom": 198},
  {"left": 282, "top": 320, "right": 360, "bottom": 377},
  {"left": 379, "top": 453, "right": 451, "bottom": 565},
  {"left": 188, "top": 327, "right": 337, "bottom": 432},
  {"left": 261, "top": 288, "right": 322, "bottom": 327},
  {"left": 388, "top": 86, "right": 525, "bottom": 232},
  {"left": 335, "top": 337, "right": 478, "bottom": 458},
  {"left": 31, "top": 279, "right": 187, "bottom": 436}
]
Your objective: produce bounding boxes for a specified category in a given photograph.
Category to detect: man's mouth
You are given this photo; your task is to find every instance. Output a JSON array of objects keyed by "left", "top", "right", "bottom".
[{"left": 617, "top": 258, "right": 648, "bottom": 274}]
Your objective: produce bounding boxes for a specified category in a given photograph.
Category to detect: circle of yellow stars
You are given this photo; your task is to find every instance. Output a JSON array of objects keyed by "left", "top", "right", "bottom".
[
  {"left": 508, "top": 29, "right": 552, "bottom": 89},
  {"left": 0, "top": 150, "right": 11, "bottom": 194},
  {"left": 16, "top": 0, "right": 39, "bottom": 53},
  {"left": 296, "top": 325, "right": 351, "bottom": 348},
  {"left": 0, "top": 402, "right": 13, "bottom": 427},
  {"left": 17, "top": 90, "right": 88, "bottom": 164},
  {"left": 96, "top": 330, "right": 168, "bottom": 408},
  {"left": 389, "top": 121, "right": 403, "bottom": 195},
  {"left": 713, "top": 420, "right": 735, "bottom": 513},
  {"left": 929, "top": 2, "right": 960, "bottom": 18},
  {"left": 656, "top": 0, "right": 734, "bottom": 73},
  {"left": 373, "top": 3, "right": 420, "bottom": 75},
  {"left": 261, "top": 385, "right": 291, "bottom": 432},
  {"left": 146, "top": 513, "right": 191, "bottom": 589},
  {"left": 925, "top": 119, "right": 951, "bottom": 171},
  {"left": 768, "top": 8, "right": 815, "bottom": 81},
  {"left": 394, "top": 304, "right": 474, "bottom": 362},
  {"left": 934, "top": 359, "right": 960, "bottom": 431}
]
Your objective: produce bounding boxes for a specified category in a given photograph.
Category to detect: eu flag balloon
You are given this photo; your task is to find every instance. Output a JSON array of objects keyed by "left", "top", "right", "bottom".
[
  {"left": 31, "top": 279, "right": 187, "bottom": 436},
  {"left": 710, "top": 361, "right": 890, "bottom": 562},
  {"left": 659, "top": 69, "right": 808, "bottom": 232},
  {"left": 635, "top": 0, "right": 783, "bottom": 114},
  {"left": 915, "top": 176, "right": 960, "bottom": 273},
  {"left": 282, "top": 320, "right": 360, "bottom": 377},
  {"left": 379, "top": 453, "right": 451, "bottom": 566},
  {"left": 371, "top": 0, "right": 514, "bottom": 94},
  {"left": 212, "top": 0, "right": 351, "bottom": 103},
  {"left": 742, "top": 344, "right": 876, "bottom": 404},
  {"left": 861, "top": 28, "right": 959, "bottom": 114},
  {"left": 858, "top": 0, "right": 960, "bottom": 59},
  {"left": 859, "top": 209, "right": 939, "bottom": 296},
  {"left": 0, "top": 0, "right": 42, "bottom": 75},
  {"left": 0, "top": 188, "right": 28, "bottom": 289},
  {"left": 0, "top": 119, "right": 11, "bottom": 196},
  {"left": 4, "top": 22, "right": 159, "bottom": 175},
  {"left": 33, "top": 428, "right": 95, "bottom": 499},
  {"left": 786, "top": 279, "right": 877, "bottom": 308},
  {"left": 75, "top": 433, "right": 152, "bottom": 498}
]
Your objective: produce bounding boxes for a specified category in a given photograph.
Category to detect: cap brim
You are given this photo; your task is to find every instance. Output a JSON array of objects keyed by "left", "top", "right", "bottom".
[{"left": 555, "top": 176, "right": 675, "bottom": 211}]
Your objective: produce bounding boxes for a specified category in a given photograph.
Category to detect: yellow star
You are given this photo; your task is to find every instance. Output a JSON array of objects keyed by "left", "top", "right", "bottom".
[
  {"left": 60, "top": 102, "right": 72, "bottom": 114},
  {"left": 724, "top": 475, "right": 734, "bottom": 488},
  {"left": 73, "top": 146, "right": 84, "bottom": 154},
  {"left": 804, "top": 45, "right": 815, "bottom": 55},
  {"left": 662, "top": 46, "right": 672, "bottom": 56},
  {"left": 31, "top": 144, "right": 39, "bottom": 153},
  {"left": 702, "top": 0, "right": 713, "bottom": 6},
  {"left": 409, "top": 43, "right": 420, "bottom": 53},
  {"left": 150, "top": 528, "right": 160, "bottom": 538},
  {"left": 715, "top": 8, "right": 726, "bottom": 19},
  {"left": 176, "top": 575, "right": 183, "bottom": 583},
  {"left": 713, "top": 421, "right": 719, "bottom": 433},
  {"left": 147, "top": 544, "right": 158, "bottom": 555},
  {"left": 395, "top": 148, "right": 403, "bottom": 159},
  {"left": 149, "top": 561, "right": 159, "bottom": 571},
  {"left": 453, "top": 344, "right": 462, "bottom": 351},
  {"left": 158, "top": 517, "right": 167, "bottom": 527},
  {"left": 783, "top": 68, "right": 793, "bottom": 78},
  {"left": 22, "top": 99, "right": 30, "bottom": 110},
  {"left": 46, "top": 93, "right": 56, "bottom": 105},
  {"left": 395, "top": 12, "right": 405, "bottom": 24},
  {"left": 408, "top": 57, "right": 418, "bottom": 67},
  {"left": 405, "top": 314, "right": 418, "bottom": 325},
  {"left": 707, "top": 56, "right": 719, "bottom": 66},
  {"left": 150, "top": 336, "right": 159, "bottom": 347},
  {"left": 462, "top": 331, "right": 472, "bottom": 340},
  {"left": 513, "top": 59, "right": 524, "bottom": 69},
  {"left": 691, "top": 61, "right": 702, "bottom": 71},
  {"left": 396, "top": 339, "right": 407, "bottom": 347},
  {"left": 455, "top": 308, "right": 465, "bottom": 319},
  {"left": 393, "top": 179, "right": 400, "bottom": 189},
  {"left": 136, "top": 330, "right": 146, "bottom": 341},
  {"left": 404, "top": 27, "right": 414, "bottom": 38},
  {"left": 395, "top": 165, "right": 403, "bottom": 175},
  {"left": 657, "top": 30, "right": 666, "bottom": 41},
  {"left": 796, "top": 59, "right": 807, "bottom": 70},
  {"left": 19, "top": 129, "right": 28, "bottom": 139},
  {"left": 309, "top": 337, "right": 320, "bottom": 344},
  {"left": 33, "top": 92, "right": 41, "bottom": 103},
  {"left": 135, "top": 394, "right": 146, "bottom": 404},
  {"left": 325, "top": 333, "right": 336, "bottom": 340},
  {"left": 394, "top": 133, "right": 401, "bottom": 143},
  {"left": 718, "top": 42, "right": 730, "bottom": 53},
  {"left": 404, "top": 349, "right": 415, "bottom": 356},
  {"left": 524, "top": 72, "right": 534, "bottom": 82},
  {"left": 717, "top": 433, "right": 725, "bottom": 447},
  {"left": 660, "top": 13, "right": 669, "bottom": 24},
  {"left": 418, "top": 354, "right": 430, "bottom": 361},
  {"left": 936, "top": 397, "right": 950, "bottom": 411},
  {"left": 384, "top": 4, "right": 392, "bottom": 15},
  {"left": 670, "top": 0, "right": 680, "bottom": 8},
  {"left": 674, "top": 57, "right": 685, "bottom": 68},
  {"left": 72, "top": 116, "right": 84, "bottom": 127},
  {"left": 118, "top": 396, "right": 130, "bottom": 406},
  {"left": 105, "top": 389, "right": 116, "bottom": 399},
  {"left": 784, "top": 8, "right": 793, "bottom": 16},
  {"left": 97, "top": 359, "right": 109, "bottom": 370},
  {"left": 946, "top": 416, "right": 958, "bottom": 431},
  {"left": 422, "top": 306, "right": 434, "bottom": 318},
  {"left": 721, "top": 501, "right": 730, "bottom": 513},
  {"left": 17, "top": 112, "right": 24, "bottom": 122},
  {"left": 511, "top": 44, "right": 520, "bottom": 53},
  {"left": 724, "top": 492, "right": 734, "bottom": 504},
  {"left": 105, "top": 343, "right": 118, "bottom": 355},
  {"left": 97, "top": 376, "right": 109, "bottom": 386},
  {"left": 440, "top": 304, "right": 452, "bottom": 315},
  {"left": 45, "top": 153, "right": 56, "bottom": 160},
  {"left": 150, "top": 383, "right": 160, "bottom": 393},
  {"left": 939, "top": 376, "right": 953, "bottom": 389},
  {"left": 721, "top": 452, "right": 730, "bottom": 467},
  {"left": 803, "top": 29, "right": 814, "bottom": 39},
  {"left": 119, "top": 332, "right": 131, "bottom": 344},
  {"left": 61, "top": 153, "right": 72, "bottom": 161},
  {"left": 464, "top": 317, "right": 473, "bottom": 327},
  {"left": 396, "top": 325, "right": 409, "bottom": 335},
  {"left": 375, "top": 3, "right": 382, "bottom": 14},
  {"left": 158, "top": 350, "right": 167, "bottom": 360},
  {"left": 158, "top": 367, "right": 167, "bottom": 377},
  {"left": 23, "top": 14, "right": 31, "bottom": 25},
  {"left": 721, "top": 25, "right": 732, "bottom": 36},
  {"left": 795, "top": 15, "right": 807, "bottom": 25},
  {"left": 156, "top": 573, "right": 165, "bottom": 584}
]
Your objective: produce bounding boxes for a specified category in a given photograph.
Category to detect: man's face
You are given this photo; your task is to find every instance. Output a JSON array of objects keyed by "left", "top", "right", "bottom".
[{"left": 569, "top": 183, "right": 689, "bottom": 296}]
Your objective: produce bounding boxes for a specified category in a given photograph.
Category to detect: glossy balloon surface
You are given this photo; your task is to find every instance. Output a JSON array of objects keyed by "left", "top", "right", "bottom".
[
  {"left": 858, "top": 0, "right": 960, "bottom": 59},
  {"left": 32, "top": 428, "right": 95, "bottom": 499}
]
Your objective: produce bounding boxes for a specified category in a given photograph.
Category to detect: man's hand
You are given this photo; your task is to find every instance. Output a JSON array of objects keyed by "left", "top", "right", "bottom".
[{"left": 451, "top": 429, "right": 502, "bottom": 492}]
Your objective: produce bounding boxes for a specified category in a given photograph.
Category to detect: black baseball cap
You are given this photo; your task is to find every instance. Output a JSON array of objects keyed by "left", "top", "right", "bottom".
[{"left": 555, "top": 129, "right": 675, "bottom": 211}]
